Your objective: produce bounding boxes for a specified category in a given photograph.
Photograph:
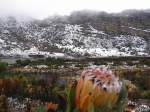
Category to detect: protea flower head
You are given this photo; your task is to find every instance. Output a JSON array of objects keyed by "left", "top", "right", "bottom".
[{"left": 75, "top": 67, "right": 123, "bottom": 112}]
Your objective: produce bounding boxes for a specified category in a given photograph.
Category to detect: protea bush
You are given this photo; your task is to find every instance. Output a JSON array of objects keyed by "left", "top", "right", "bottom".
[{"left": 65, "top": 68, "right": 128, "bottom": 112}]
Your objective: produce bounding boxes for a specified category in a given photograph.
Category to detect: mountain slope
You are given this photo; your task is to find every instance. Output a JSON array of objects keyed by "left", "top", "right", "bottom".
[{"left": 0, "top": 10, "right": 150, "bottom": 58}]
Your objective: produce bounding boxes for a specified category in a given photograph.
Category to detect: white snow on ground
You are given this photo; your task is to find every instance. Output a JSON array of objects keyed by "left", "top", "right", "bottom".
[
  {"left": 2, "top": 46, "right": 67, "bottom": 58},
  {"left": 63, "top": 24, "right": 84, "bottom": 44},
  {"left": 0, "top": 21, "right": 148, "bottom": 58},
  {"left": 51, "top": 53, "right": 65, "bottom": 57},
  {"left": 88, "top": 25, "right": 107, "bottom": 35},
  {"left": 0, "top": 38, "right": 4, "bottom": 43},
  {"left": 121, "top": 26, "right": 150, "bottom": 32},
  {"left": 55, "top": 43, "right": 131, "bottom": 57},
  {"left": 113, "top": 35, "right": 147, "bottom": 54},
  {"left": 55, "top": 33, "right": 147, "bottom": 57}
]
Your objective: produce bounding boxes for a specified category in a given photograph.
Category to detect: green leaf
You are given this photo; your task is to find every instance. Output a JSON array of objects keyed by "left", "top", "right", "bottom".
[
  {"left": 65, "top": 86, "right": 76, "bottom": 112},
  {"left": 115, "top": 80, "right": 128, "bottom": 112},
  {"left": 88, "top": 103, "right": 94, "bottom": 112}
]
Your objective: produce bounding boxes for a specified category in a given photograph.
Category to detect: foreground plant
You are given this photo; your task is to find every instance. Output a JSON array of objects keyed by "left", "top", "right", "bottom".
[
  {"left": 32, "top": 106, "right": 46, "bottom": 112},
  {"left": 65, "top": 67, "right": 127, "bottom": 112},
  {"left": 47, "top": 102, "right": 58, "bottom": 111}
]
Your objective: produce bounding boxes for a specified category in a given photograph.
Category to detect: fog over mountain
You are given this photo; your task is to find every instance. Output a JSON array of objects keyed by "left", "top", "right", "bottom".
[
  {"left": 0, "top": 10, "right": 150, "bottom": 58},
  {"left": 0, "top": 0, "right": 150, "bottom": 19}
]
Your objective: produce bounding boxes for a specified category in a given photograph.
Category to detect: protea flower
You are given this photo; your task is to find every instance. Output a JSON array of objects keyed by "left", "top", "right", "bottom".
[
  {"left": 65, "top": 67, "right": 127, "bottom": 112},
  {"left": 74, "top": 68, "right": 126, "bottom": 112}
]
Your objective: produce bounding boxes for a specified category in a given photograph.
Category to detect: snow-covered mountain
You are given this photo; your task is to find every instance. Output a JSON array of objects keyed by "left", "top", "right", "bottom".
[{"left": 0, "top": 10, "right": 150, "bottom": 58}]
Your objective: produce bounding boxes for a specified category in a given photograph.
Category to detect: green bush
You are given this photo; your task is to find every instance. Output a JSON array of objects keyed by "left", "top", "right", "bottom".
[
  {"left": 16, "top": 59, "right": 31, "bottom": 66},
  {"left": 0, "top": 62, "right": 8, "bottom": 72},
  {"left": 141, "top": 90, "right": 150, "bottom": 99},
  {"left": 45, "top": 58, "right": 65, "bottom": 67},
  {"left": 32, "top": 106, "right": 46, "bottom": 112}
]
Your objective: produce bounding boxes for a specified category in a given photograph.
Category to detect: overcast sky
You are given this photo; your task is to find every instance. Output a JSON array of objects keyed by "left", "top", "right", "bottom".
[{"left": 0, "top": 0, "right": 150, "bottom": 19}]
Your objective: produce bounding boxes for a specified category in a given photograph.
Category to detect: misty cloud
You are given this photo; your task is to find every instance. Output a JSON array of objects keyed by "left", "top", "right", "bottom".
[{"left": 0, "top": 0, "right": 150, "bottom": 19}]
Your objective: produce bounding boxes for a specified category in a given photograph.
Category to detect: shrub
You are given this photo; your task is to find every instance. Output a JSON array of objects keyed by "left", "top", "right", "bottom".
[
  {"left": 45, "top": 57, "right": 65, "bottom": 67},
  {"left": 141, "top": 90, "right": 150, "bottom": 99},
  {"left": 0, "top": 62, "right": 8, "bottom": 72},
  {"left": 32, "top": 106, "right": 46, "bottom": 112},
  {"left": 16, "top": 59, "right": 31, "bottom": 66}
]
